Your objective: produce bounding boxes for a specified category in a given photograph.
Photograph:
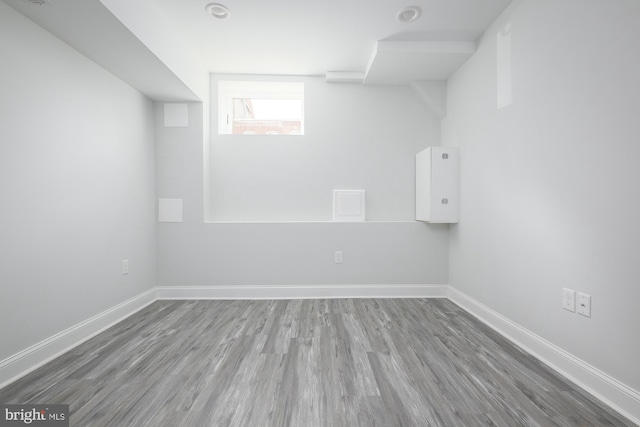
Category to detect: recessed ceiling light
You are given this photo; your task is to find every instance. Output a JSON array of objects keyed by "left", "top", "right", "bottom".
[
  {"left": 396, "top": 6, "right": 421, "bottom": 23},
  {"left": 205, "top": 3, "right": 230, "bottom": 19}
]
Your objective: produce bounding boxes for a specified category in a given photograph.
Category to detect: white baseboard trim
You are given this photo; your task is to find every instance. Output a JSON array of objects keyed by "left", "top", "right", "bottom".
[
  {"left": 155, "top": 284, "right": 449, "bottom": 300},
  {"left": 448, "top": 286, "right": 640, "bottom": 425},
  {"left": 0, "top": 288, "right": 157, "bottom": 391},
  {"left": 0, "top": 284, "right": 445, "bottom": 391},
  {"left": 2, "top": 284, "right": 637, "bottom": 425}
]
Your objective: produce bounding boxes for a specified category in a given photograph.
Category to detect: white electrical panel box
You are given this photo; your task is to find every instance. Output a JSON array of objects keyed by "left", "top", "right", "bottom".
[{"left": 416, "top": 147, "right": 459, "bottom": 223}]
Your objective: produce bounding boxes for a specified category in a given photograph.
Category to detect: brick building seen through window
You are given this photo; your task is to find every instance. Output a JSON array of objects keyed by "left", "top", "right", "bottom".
[{"left": 231, "top": 98, "right": 303, "bottom": 135}]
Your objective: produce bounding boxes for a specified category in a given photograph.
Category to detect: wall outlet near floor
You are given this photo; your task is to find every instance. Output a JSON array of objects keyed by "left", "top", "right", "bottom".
[
  {"left": 122, "top": 259, "right": 129, "bottom": 275},
  {"left": 562, "top": 288, "right": 575, "bottom": 312},
  {"left": 334, "top": 251, "right": 343, "bottom": 264},
  {"left": 577, "top": 292, "right": 591, "bottom": 317}
]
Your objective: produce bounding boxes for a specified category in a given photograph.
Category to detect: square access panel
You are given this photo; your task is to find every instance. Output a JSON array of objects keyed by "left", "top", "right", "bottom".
[
  {"left": 333, "top": 190, "right": 365, "bottom": 222},
  {"left": 158, "top": 198, "right": 183, "bottom": 222},
  {"left": 164, "top": 103, "right": 188, "bottom": 127}
]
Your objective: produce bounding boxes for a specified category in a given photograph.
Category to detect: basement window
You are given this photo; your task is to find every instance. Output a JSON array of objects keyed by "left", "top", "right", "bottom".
[{"left": 218, "top": 81, "right": 304, "bottom": 135}]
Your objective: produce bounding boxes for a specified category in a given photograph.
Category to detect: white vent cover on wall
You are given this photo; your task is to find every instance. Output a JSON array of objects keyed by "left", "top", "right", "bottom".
[{"left": 333, "top": 190, "right": 365, "bottom": 222}]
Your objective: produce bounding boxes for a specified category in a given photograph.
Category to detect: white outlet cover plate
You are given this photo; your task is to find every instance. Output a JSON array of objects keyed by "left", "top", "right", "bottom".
[{"left": 562, "top": 288, "right": 576, "bottom": 312}]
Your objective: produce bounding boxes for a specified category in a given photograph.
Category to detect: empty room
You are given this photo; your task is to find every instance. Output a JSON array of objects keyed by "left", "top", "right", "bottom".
[{"left": 1, "top": 0, "right": 639, "bottom": 425}]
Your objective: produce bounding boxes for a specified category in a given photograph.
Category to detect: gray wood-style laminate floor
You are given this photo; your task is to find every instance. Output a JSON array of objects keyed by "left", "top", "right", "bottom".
[{"left": 0, "top": 299, "right": 635, "bottom": 426}]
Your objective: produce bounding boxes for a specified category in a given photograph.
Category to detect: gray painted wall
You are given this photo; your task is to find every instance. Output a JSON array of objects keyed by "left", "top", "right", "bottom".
[
  {"left": 156, "top": 97, "right": 449, "bottom": 287},
  {"left": 3, "top": 0, "right": 638, "bottom": 404},
  {"left": 0, "top": 2, "right": 157, "bottom": 360},
  {"left": 158, "top": 220, "right": 448, "bottom": 287},
  {"left": 209, "top": 75, "right": 441, "bottom": 222},
  {"left": 444, "top": 0, "right": 640, "bottom": 390}
]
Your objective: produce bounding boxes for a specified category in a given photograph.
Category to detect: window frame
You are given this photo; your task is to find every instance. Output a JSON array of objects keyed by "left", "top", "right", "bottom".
[{"left": 217, "top": 80, "right": 305, "bottom": 135}]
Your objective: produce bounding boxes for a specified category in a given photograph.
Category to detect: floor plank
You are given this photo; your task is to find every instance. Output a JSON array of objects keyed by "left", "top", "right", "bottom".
[{"left": 0, "top": 299, "right": 634, "bottom": 426}]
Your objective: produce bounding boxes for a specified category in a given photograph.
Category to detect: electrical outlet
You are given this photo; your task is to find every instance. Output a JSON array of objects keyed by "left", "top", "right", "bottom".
[
  {"left": 577, "top": 292, "right": 591, "bottom": 317},
  {"left": 122, "top": 259, "right": 129, "bottom": 275},
  {"left": 562, "top": 288, "right": 575, "bottom": 312},
  {"left": 334, "top": 251, "right": 343, "bottom": 264}
]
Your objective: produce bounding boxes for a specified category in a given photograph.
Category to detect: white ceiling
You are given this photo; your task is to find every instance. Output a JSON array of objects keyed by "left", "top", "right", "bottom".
[
  {"left": 3, "top": 0, "right": 512, "bottom": 99},
  {"left": 3, "top": 0, "right": 203, "bottom": 100},
  {"left": 155, "top": 0, "right": 512, "bottom": 80}
]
